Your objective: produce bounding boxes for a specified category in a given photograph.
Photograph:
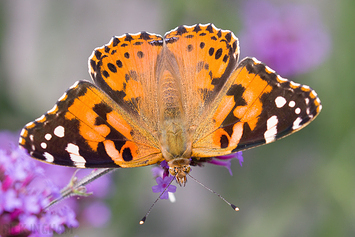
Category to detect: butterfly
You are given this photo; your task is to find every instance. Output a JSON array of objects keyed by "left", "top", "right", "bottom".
[{"left": 19, "top": 23, "right": 322, "bottom": 186}]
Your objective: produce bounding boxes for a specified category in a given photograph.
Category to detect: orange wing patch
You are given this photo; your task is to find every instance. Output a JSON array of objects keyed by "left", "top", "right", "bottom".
[{"left": 67, "top": 82, "right": 163, "bottom": 167}]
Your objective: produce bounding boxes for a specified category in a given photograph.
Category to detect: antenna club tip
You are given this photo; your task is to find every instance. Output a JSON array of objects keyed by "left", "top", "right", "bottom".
[
  {"left": 231, "top": 204, "right": 239, "bottom": 211},
  {"left": 139, "top": 217, "right": 146, "bottom": 225}
]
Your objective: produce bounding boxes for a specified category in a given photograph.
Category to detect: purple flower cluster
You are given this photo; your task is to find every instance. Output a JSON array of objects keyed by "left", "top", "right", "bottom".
[
  {"left": 1, "top": 130, "right": 113, "bottom": 235},
  {"left": 36, "top": 164, "right": 113, "bottom": 228},
  {"left": 239, "top": 0, "right": 331, "bottom": 77},
  {"left": 0, "top": 144, "right": 78, "bottom": 236}
]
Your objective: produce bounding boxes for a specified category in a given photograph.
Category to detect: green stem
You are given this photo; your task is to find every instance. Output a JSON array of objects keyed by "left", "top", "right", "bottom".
[{"left": 45, "top": 168, "right": 116, "bottom": 209}]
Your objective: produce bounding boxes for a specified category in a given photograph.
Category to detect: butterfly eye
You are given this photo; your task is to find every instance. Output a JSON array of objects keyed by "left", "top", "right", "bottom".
[
  {"left": 169, "top": 167, "right": 177, "bottom": 176},
  {"left": 183, "top": 165, "right": 191, "bottom": 174}
]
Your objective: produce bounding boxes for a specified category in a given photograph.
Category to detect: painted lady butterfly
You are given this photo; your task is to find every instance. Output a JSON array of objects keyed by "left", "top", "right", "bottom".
[{"left": 19, "top": 24, "right": 321, "bottom": 186}]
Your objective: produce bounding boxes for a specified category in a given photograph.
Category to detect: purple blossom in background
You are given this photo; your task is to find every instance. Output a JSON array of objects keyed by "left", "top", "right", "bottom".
[
  {"left": 82, "top": 201, "right": 111, "bottom": 228},
  {"left": 239, "top": 0, "right": 331, "bottom": 76},
  {"left": 1, "top": 130, "right": 113, "bottom": 231},
  {"left": 0, "top": 143, "right": 79, "bottom": 236},
  {"left": 38, "top": 164, "right": 113, "bottom": 228}
]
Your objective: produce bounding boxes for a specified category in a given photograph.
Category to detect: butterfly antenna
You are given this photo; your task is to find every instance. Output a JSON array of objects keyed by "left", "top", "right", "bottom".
[
  {"left": 139, "top": 176, "right": 176, "bottom": 225},
  {"left": 187, "top": 173, "right": 239, "bottom": 212}
]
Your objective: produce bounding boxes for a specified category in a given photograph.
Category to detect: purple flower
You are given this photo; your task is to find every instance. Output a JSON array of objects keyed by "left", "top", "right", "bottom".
[
  {"left": 239, "top": 0, "right": 331, "bottom": 76},
  {"left": 1, "top": 130, "right": 113, "bottom": 229},
  {"left": 208, "top": 152, "right": 243, "bottom": 176},
  {"left": 152, "top": 176, "right": 177, "bottom": 199},
  {"left": 0, "top": 132, "right": 79, "bottom": 236}
]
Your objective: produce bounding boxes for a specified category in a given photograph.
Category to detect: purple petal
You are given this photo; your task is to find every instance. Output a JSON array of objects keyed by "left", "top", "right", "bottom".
[
  {"left": 167, "top": 184, "right": 177, "bottom": 193},
  {"left": 3, "top": 189, "right": 22, "bottom": 212},
  {"left": 155, "top": 176, "right": 163, "bottom": 186},
  {"left": 210, "top": 152, "right": 243, "bottom": 175},
  {"left": 160, "top": 160, "right": 169, "bottom": 169},
  {"left": 24, "top": 194, "right": 41, "bottom": 214},
  {"left": 159, "top": 190, "right": 169, "bottom": 199},
  {"left": 152, "top": 184, "right": 163, "bottom": 193},
  {"left": 151, "top": 166, "right": 164, "bottom": 178},
  {"left": 208, "top": 159, "right": 233, "bottom": 176}
]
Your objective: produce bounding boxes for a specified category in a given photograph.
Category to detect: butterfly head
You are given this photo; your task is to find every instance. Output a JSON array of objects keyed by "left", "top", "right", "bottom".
[{"left": 168, "top": 158, "right": 191, "bottom": 186}]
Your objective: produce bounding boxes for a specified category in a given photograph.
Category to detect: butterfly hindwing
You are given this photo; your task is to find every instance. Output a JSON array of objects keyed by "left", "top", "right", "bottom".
[
  {"left": 192, "top": 57, "right": 322, "bottom": 157},
  {"left": 19, "top": 81, "right": 163, "bottom": 168}
]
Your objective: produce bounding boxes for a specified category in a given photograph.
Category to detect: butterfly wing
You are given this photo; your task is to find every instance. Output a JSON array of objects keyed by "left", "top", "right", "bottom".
[
  {"left": 19, "top": 81, "right": 163, "bottom": 168},
  {"left": 192, "top": 57, "right": 322, "bottom": 157},
  {"left": 163, "top": 24, "right": 239, "bottom": 131},
  {"left": 89, "top": 32, "right": 164, "bottom": 134},
  {"left": 19, "top": 31, "right": 167, "bottom": 168}
]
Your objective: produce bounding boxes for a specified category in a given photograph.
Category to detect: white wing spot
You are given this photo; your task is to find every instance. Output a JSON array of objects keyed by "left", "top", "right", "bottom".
[
  {"left": 66, "top": 143, "right": 80, "bottom": 155},
  {"left": 305, "top": 98, "right": 310, "bottom": 105},
  {"left": 302, "top": 85, "right": 310, "bottom": 90},
  {"left": 290, "top": 81, "right": 301, "bottom": 88},
  {"left": 310, "top": 90, "right": 318, "bottom": 98},
  {"left": 66, "top": 143, "right": 86, "bottom": 168},
  {"left": 265, "top": 65, "right": 275, "bottom": 74},
  {"left": 43, "top": 152, "right": 54, "bottom": 163},
  {"left": 277, "top": 75, "right": 288, "bottom": 82},
  {"left": 40, "top": 142, "right": 47, "bottom": 149},
  {"left": 275, "top": 96, "right": 287, "bottom": 108},
  {"left": 24, "top": 121, "right": 34, "bottom": 128},
  {"left": 251, "top": 57, "right": 262, "bottom": 64},
  {"left": 69, "top": 81, "right": 80, "bottom": 89},
  {"left": 264, "top": 115, "right": 278, "bottom": 143},
  {"left": 54, "top": 126, "right": 65, "bottom": 138},
  {"left": 293, "top": 117, "right": 303, "bottom": 130},
  {"left": 29, "top": 134, "right": 34, "bottom": 141},
  {"left": 295, "top": 108, "right": 301, "bottom": 114},
  {"left": 20, "top": 128, "right": 26, "bottom": 137},
  {"left": 288, "top": 101, "right": 295, "bottom": 107},
  {"left": 45, "top": 133, "right": 52, "bottom": 140},
  {"left": 306, "top": 108, "right": 310, "bottom": 115},
  {"left": 35, "top": 115, "right": 46, "bottom": 122},
  {"left": 47, "top": 104, "right": 58, "bottom": 114},
  {"left": 58, "top": 92, "right": 67, "bottom": 101}
]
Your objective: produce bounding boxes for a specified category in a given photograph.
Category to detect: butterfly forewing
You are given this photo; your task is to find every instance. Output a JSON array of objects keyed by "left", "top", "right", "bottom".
[
  {"left": 89, "top": 32, "right": 164, "bottom": 133},
  {"left": 19, "top": 81, "right": 163, "bottom": 168}
]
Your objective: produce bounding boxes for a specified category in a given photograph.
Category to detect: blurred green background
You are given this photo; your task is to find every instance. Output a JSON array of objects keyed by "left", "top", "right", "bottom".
[{"left": 0, "top": 0, "right": 354, "bottom": 236}]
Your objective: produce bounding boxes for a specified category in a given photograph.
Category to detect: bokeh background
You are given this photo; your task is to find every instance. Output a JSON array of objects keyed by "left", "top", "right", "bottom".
[{"left": 0, "top": 0, "right": 354, "bottom": 236}]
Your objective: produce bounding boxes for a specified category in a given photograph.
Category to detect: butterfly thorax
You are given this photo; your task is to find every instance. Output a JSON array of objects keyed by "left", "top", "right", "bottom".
[
  {"left": 160, "top": 119, "right": 192, "bottom": 186},
  {"left": 158, "top": 61, "right": 192, "bottom": 186}
]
